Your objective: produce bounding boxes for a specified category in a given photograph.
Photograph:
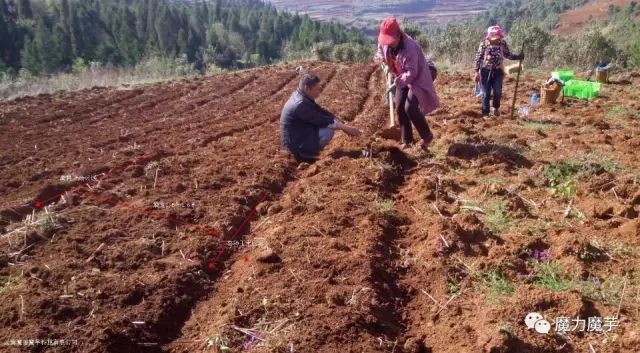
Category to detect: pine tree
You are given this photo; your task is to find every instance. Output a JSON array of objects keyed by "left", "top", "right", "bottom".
[
  {"left": 59, "top": 0, "right": 73, "bottom": 66},
  {"left": 135, "top": 0, "right": 148, "bottom": 41},
  {"left": 69, "top": 4, "right": 84, "bottom": 58},
  {"left": 118, "top": 7, "right": 139, "bottom": 65},
  {"left": 155, "top": 4, "right": 178, "bottom": 55},
  {"left": 20, "top": 36, "right": 41, "bottom": 73},
  {"left": 177, "top": 28, "right": 187, "bottom": 54},
  {"left": 17, "top": 0, "right": 34, "bottom": 19}
]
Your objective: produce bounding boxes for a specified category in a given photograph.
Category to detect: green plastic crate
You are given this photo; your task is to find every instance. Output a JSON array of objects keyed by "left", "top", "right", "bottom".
[
  {"left": 551, "top": 70, "right": 574, "bottom": 82},
  {"left": 563, "top": 80, "right": 601, "bottom": 100}
]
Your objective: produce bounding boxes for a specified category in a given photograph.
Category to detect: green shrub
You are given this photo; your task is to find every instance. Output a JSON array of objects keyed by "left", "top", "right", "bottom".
[{"left": 72, "top": 57, "right": 87, "bottom": 74}]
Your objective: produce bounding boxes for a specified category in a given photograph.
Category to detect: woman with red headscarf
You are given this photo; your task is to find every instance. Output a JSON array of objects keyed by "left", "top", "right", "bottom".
[
  {"left": 474, "top": 25, "right": 524, "bottom": 118},
  {"left": 374, "top": 18, "right": 439, "bottom": 150}
]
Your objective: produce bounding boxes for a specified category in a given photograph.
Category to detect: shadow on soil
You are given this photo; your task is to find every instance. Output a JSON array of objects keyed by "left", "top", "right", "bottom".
[{"left": 447, "top": 142, "right": 532, "bottom": 168}]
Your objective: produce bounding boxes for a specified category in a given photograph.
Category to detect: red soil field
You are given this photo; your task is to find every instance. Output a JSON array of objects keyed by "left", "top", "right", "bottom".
[
  {"left": 1, "top": 61, "right": 640, "bottom": 352},
  {"left": 553, "top": 0, "right": 633, "bottom": 34}
]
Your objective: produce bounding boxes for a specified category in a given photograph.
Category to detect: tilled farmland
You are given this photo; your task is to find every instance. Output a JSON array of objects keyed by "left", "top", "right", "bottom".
[{"left": 1, "top": 61, "right": 639, "bottom": 353}]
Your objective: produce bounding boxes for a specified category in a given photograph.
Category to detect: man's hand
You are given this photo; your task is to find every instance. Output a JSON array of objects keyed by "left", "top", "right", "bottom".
[
  {"left": 332, "top": 120, "right": 361, "bottom": 138},
  {"left": 342, "top": 125, "right": 362, "bottom": 138},
  {"left": 474, "top": 71, "right": 480, "bottom": 82}
]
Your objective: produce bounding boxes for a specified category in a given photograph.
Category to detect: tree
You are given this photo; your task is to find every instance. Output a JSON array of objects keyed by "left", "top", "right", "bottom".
[
  {"left": 118, "top": 7, "right": 140, "bottom": 65},
  {"left": 135, "top": 0, "right": 149, "bottom": 40},
  {"left": 20, "top": 36, "right": 40, "bottom": 73},
  {"left": 630, "top": 40, "right": 640, "bottom": 68},
  {"left": 69, "top": 5, "right": 84, "bottom": 58},
  {"left": 2, "top": 0, "right": 368, "bottom": 73},
  {"left": 177, "top": 28, "right": 187, "bottom": 54},
  {"left": 508, "top": 20, "right": 552, "bottom": 66},
  {"left": 17, "top": 0, "right": 34, "bottom": 19},
  {"left": 155, "top": 4, "right": 178, "bottom": 55}
]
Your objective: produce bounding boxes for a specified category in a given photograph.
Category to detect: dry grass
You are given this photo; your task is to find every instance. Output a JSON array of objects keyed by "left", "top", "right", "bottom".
[{"left": 0, "top": 56, "right": 202, "bottom": 100}]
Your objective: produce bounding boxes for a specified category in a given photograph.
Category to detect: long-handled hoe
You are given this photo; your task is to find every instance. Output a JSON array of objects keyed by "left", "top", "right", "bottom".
[{"left": 378, "top": 64, "right": 401, "bottom": 141}]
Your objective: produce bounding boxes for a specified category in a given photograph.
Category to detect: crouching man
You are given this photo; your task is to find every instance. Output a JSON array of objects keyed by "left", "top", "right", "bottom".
[{"left": 280, "top": 72, "right": 361, "bottom": 161}]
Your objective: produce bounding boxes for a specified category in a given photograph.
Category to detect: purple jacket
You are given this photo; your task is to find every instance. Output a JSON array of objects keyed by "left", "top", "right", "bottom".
[{"left": 375, "top": 35, "right": 440, "bottom": 115}]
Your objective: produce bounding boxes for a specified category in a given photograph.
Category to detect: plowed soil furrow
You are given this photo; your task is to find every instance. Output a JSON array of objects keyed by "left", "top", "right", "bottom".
[
  {"left": 0, "top": 88, "right": 141, "bottom": 129},
  {"left": 162, "top": 63, "right": 397, "bottom": 353},
  {"left": 193, "top": 65, "right": 338, "bottom": 149},
  {"left": 0, "top": 64, "right": 336, "bottom": 353},
  {"left": 0, "top": 71, "right": 287, "bottom": 207}
]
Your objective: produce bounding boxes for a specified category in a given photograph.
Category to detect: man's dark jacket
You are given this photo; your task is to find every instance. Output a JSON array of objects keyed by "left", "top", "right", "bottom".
[{"left": 280, "top": 89, "right": 335, "bottom": 158}]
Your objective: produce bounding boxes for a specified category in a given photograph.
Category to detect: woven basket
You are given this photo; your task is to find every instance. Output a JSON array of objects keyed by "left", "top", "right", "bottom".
[
  {"left": 596, "top": 70, "right": 609, "bottom": 83},
  {"left": 541, "top": 83, "right": 562, "bottom": 105}
]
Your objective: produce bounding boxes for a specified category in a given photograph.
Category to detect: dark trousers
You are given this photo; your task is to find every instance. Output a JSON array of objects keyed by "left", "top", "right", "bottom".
[
  {"left": 480, "top": 68, "right": 504, "bottom": 115},
  {"left": 395, "top": 87, "right": 432, "bottom": 145}
]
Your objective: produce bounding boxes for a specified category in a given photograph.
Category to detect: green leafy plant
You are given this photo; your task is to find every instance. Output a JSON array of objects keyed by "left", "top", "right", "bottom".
[
  {"left": 578, "top": 275, "right": 629, "bottom": 306},
  {"left": 478, "top": 269, "right": 515, "bottom": 303},
  {"left": 550, "top": 179, "right": 577, "bottom": 199},
  {"left": 37, "top": 211, "right": 58, "bottom": 234},
  {"left": 543, "top": 161, "right": 583, "bottom": 199},
  {"left": 533, "top": 262, "right": 573, "bottom": 292},
  {"left": 447, "top": 281, "right": 460, "bottom": 294},
  {"left": 484, "top": 200, "right": 514, "bottom": 234},
  {"left": 0, "top": 275, "right": 20, "bottom": 295},
  {"left": 379, "top": 199, "right": 395, "bottom": 215}
]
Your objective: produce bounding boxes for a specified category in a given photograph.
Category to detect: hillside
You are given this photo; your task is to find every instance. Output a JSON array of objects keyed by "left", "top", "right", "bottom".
[
  {"left": 1, "top": 62, "right": 639, "bottom": 352},
  {"left": 0, "top": 0, "right": 367, "bottom": 76},
  {"left": 266, "top": 0, "right": 495, "bottom": 27},
  {"left": 553, "top": 0, "right": 634, "bottom": 34}
]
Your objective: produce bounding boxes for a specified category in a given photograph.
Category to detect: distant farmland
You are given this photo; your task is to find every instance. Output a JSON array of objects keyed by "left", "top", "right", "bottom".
[{"left": 266, "top": 0, "right": 494, "bottom": 28}]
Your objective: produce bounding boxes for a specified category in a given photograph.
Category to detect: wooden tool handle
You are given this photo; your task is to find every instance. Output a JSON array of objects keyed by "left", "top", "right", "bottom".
[{"left": 387, "top": 72, "right": 395, "bottom": 127}]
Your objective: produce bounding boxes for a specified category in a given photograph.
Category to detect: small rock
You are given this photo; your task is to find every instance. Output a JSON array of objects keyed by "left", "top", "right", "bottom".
[
  {"left": 326, "top": 291, "right": 345, "bottom": 306},
  {"left": 256, "top": 202, "right": 270, "bottom": 215},
  {"left": 267, "top": 203, "right": 283, "bottom": 215},
  {"left": 256, "top": 248, "right": 280, "bottom": 263},
  {"left": 174, "top": 183, "right": 186, "bottom": 193},
  {"left": 330, "top": 240, "right": 350, "bottom": 252},
  {"left": 618, "top": 206, "right": 639, "bottom": 219},
  {"left": 403, "top": 337, "right": 424, "bottom": 353}
]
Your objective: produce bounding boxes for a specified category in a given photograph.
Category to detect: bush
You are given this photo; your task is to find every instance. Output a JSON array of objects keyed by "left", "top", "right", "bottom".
[
  {"left": 313, "top": 41, "right": 334, "bottom": 61},
  {"left": 543, "top": 29, "right": 618, "bottom": 69},
  {"left": 630, "top": 41, "right": 640, "bottom": 68},
  {"left": 72, "top": 57, "right": 87, "bottom": 74},
  {"left": 507, "top": 20, "right": 552, "bottom": 67},
  {"left": 420, "top": 23, "right": 484, "bottom": 67}
]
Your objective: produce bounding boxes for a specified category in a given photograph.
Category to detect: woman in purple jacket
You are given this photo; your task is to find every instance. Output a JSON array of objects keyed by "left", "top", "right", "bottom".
[{"left": 374, "top": 18, "right": 440, "bottom": 150}]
